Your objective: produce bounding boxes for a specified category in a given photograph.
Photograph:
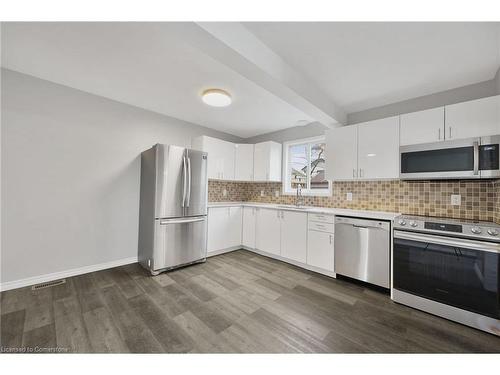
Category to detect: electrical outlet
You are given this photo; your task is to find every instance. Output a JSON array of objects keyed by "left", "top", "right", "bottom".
[
  {"left": 260, "top": 190, "right": 265, "bottom": 197},
  {"left": 451, "top": 194, "right": 461, "bottom": 206},
  {"left": 346, "top": 192, "right": 353, "bottom": 201},
  {"left": 222, "top": 189, "right": 227, "bottom": 197},
  {"left": 275, "top": 190, "right": 280, "bottom": 198}
]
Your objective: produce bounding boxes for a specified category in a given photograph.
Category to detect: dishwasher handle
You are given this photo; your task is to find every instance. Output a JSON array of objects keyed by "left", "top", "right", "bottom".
[{"left": 335, "top": 216, "right": 390, "bottom": 231}]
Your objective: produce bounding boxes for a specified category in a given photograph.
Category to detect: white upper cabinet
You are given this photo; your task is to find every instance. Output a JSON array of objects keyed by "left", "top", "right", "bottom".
[
  {"left": 357, "top": 116, "right": 400, "bottom": 179},
  {"left": 280, "top": 210, "right": 307, "bottom": 263},
  {"left": 242, "top": 206, "right": 256, "bottom": 249},
  {"left": 445, "top": 95, "right": 500, "bottom": 140},
  {"left": 255, "top": 208, "right": 281, "bottom": 256},
  {"left": 234, "top": 144, "right": 254, "bottom": 181},
  {"left": 253, "top": 141, "right": 282, "bottom": 182},
  {"left": 192, "top": 135, "right": 235, "bottom": 180},
  {"left": 325, "top": 125, "right": 358, "bottom": 180},
  {"left": 400, "top": 107, "right": 445, "bottom": 146}
]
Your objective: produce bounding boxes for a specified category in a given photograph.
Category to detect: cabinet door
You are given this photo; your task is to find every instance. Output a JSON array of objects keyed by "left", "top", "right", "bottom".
[
  {"left": 255, "top": 208, "right": 281, "bottom": 256},
  {"left": 445, "top": 95, "right": 500, "bottom": 140},
  {"left": 193, "top": 136, "right": 235, "bottom": 180},
  {"left": 281, "top": 211, "right": 307, "bottom": 263},
  {"left": 267, "top": 142, "right": 282, "bottom": 182},
  {"left": 325, "top": 125, "right": 358, "bottom": 180},
  {"left": 220, "top": 141, "right": 235, "bottom": 180},
  {"left": 226, "top": 206, "right": 242, "bottom": 248},
  {"left": 207, "top": 207, "right": 228, "bottom": 253},
  {"left": 307, "top": 230, "right": 334, "bottom": 272},
  {"left": 253, "top": 142, "right": 268, "bottom": 181},
  {"left": 235, "top": 144, "right": 254, "bottom": 181},
  {"left": 357, "top": 116, "right": 400, "bottom": 179},
  {"left": 242, "top": 206, "right": 256, "bottom": 248},
  {"left": 400, "top": 107, "right": 444, "bottom": 146},
  {"left": 253, "top": 142, "right": 282, "bottom": 181}
]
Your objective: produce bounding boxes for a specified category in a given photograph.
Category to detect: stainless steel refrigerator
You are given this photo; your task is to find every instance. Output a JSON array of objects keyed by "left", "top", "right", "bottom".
[{"left": 138, "top": 144, "right": 208, "bottom": 275}]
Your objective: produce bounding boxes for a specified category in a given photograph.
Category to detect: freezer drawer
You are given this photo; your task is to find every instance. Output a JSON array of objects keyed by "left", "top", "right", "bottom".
[
  {"left": 334, "top": 216, "right": 390, "bottom": 288},
  {"left": 153, "top": 216, "right": 207, "bottom": 271}
]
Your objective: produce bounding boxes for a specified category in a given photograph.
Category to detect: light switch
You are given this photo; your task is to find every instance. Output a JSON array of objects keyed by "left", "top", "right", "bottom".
[
  {"left": 222, "top": 189, "right": 227, "bottom": 197},
  {"left": 451, "top": 194, "right": 461, "bottom": 206},
  {"left": 260, "top": 190, "right": 265, "bottom": 197},
  {"left": 346, "top": 192, "right": 353, "bottom": 201},
  {"left": 275, "top": 190, "right": 280, "bottom": 198}
]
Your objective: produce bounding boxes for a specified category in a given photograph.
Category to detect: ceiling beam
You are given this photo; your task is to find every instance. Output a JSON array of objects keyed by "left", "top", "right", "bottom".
[{"left": 163, "top": 22, "right": 345, "bottom": 127}]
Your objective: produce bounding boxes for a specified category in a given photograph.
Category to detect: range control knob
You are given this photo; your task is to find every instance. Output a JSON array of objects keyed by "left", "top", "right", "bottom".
[
  {"left": 487, "top": 228, "right": 499, "bottom": 236},
  {"left": 398, "top": 219, "right": 407, "bottom": 226},
  {"left": 409, "top": 221, "right": 418, "bottom": 227},
  {"left": 470, "top": 226, "right": 482, "bottom": 234}
]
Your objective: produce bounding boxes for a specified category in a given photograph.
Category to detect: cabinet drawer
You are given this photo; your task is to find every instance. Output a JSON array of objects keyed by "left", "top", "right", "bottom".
[
  {"left": 308, "top": 221, "right": 334, "bottom": 233},
  {"left": 308, "top": 213, "right": 334, "bottom": 224}
]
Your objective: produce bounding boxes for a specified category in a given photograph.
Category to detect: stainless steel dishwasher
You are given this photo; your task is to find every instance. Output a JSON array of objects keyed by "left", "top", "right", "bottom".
[{"left": 334, "top": 216, "right": 390, "bottom": 288}]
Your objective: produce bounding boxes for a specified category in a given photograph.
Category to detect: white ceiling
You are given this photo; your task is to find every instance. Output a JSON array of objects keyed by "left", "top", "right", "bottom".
[
  {"left": 244, "top": 22, "right": 500, "bottom": 113},
  {"left": 1, "top": 22, "right": 313, "bottom": 138},
  {"left": 2, "top": 22, "right": 500, "bottom": 138}
]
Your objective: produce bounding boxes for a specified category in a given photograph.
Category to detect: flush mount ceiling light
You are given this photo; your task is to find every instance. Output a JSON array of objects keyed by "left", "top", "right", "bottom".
[{"left": 201, "top": 89, "right": 232, "bottom": 107}]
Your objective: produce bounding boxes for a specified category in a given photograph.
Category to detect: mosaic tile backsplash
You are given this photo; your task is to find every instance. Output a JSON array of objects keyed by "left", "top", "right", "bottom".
[{"left": 208, "top": 179, "right": 500, "bottom": 223}]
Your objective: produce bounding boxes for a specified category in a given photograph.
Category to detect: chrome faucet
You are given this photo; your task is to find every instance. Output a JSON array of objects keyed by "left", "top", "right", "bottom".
[{"left": 296, "top": 184, "right": 304, "bottom": 207}]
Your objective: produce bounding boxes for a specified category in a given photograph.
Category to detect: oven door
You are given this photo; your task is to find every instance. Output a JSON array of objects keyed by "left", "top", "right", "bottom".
[
  {"left": 400, "top": 138, "right": 480, "bottom": 180},
  {"left": 393, "top": 230, "right": 500, "bottom": 319}
]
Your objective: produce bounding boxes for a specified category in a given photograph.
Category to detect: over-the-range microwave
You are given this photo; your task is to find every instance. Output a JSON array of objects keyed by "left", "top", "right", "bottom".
[{"left": 400, "top": 135, "right": 500, "bottom": 180}]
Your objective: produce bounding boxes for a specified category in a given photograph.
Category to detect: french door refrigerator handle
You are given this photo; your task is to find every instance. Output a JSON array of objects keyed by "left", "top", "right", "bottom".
[
  {"left": 160, "top": 216, "right": 206, "bottom": 225},
  {"left": 186, "top": 156, "right": 192, "bottom": 207},
  {"left": 182, "top": 156, "right": 187, "bottom": 207}
]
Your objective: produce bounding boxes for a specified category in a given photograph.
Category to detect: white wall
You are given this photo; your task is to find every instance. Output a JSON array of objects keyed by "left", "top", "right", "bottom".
[{"left": 1, "top": 69, "right": 242, "bottom": 286}]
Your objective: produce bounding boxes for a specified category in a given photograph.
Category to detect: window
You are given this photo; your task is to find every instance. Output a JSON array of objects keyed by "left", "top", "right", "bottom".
[{"left": 283, "top": 136, "right": 331, "bottom": 196}]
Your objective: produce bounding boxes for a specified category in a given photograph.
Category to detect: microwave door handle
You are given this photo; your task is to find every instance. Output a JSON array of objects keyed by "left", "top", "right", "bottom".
[{"left": 473, "top": 141, "right": 479, "bottom": 175}]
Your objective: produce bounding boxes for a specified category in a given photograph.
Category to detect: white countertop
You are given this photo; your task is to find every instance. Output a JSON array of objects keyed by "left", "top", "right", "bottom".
[{"left": 208, "top": 202, "right": 400, "bottom": 221}]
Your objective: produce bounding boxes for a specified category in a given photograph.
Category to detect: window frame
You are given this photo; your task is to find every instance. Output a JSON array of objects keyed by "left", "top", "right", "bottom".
[{"left": 282, "top": 136, "right": 332, "bottom": 197}]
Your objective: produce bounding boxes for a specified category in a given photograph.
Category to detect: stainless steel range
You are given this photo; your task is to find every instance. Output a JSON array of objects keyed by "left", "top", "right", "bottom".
[{"left": 393, "top": 215, "right": 500, "bottom": 336}]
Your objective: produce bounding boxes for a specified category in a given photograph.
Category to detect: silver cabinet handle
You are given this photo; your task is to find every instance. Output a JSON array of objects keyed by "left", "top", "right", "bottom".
[
  {"left": 449, "top": 126, "right": 452, "bottom": 139},
  {"left": 473, "top": 141, "right": 479, "bottom": 175},
  {"left": 438, "top": 127, "right": 441, "bottom": 140},
  {"left": 160, "top": 216, "right": 205, "bottom": 225},
  {"left": 329, "top": 235, "right": 332, "bottom": 244},
  {"left": 281, "top": 211, "right": 284, "bottom": 219}
]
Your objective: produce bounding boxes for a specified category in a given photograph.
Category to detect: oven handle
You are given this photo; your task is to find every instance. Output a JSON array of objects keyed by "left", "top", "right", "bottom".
[{"left": 394, "top": 230, "right": 500, "bottom": 253}]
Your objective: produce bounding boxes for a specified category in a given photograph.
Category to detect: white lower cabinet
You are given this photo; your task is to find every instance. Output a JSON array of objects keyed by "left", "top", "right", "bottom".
[
  {"left": 280, "top": 210, "right": 307, "bottom": 263},
  {"left": 242, "top": 206, "right": 256, "bottom": 248},
  {"left": 255, "top": 208, "right": 281, "bottom": 256},
  {"left": 207, "top": 206, "right": 242, "bottom": 254},
  {"left": 208, "top": 205, "right": 335, "bottom": 276},
  {"left": 307, "top": 230, "right": 334, "bottom": 272}
]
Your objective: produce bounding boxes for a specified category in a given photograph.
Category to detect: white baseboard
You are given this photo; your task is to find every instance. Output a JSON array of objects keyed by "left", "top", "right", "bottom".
[
  {"left": 210, "top": 245, "right": 337, "bottom": 279},
  {"left": 206, "top": 246, "right": 241, "bottom": 257},
  {"left": 0, "top": 256, "right": 138, "bottom": 292}
]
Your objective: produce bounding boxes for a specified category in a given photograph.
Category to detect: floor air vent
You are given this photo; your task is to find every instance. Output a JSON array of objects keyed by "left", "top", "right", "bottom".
[{"left": 32, "top": 279, "right": 66, "bottom": 290}]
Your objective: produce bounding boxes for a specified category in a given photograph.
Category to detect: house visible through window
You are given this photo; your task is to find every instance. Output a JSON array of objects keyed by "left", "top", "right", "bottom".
[{"left": 283, "top": 136, "right": 331, "bottom": 196}]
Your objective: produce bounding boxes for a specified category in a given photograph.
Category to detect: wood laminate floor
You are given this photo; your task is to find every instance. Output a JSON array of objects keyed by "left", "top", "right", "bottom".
[{"left": 1, "top": 250, "right": 499, "bottom": 353}]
